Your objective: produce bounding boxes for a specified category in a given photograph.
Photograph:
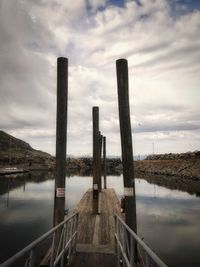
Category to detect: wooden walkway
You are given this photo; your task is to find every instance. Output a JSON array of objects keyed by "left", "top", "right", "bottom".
[{"left": 71, "top": 188, "right": 122, "bottom": 267}]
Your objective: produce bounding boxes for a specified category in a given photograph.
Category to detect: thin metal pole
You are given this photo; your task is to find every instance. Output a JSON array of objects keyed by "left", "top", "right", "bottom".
[
  {"left": 53, "top": 58, "right": 68, "bottom": 247},
  {"left": 92, "top": 106, "right": 99, "bottom": 214},
  {"left": 116, "top": 58, "right": 137, "bottom": 262},
  {"left": 50, "top": 233, "right": 56, "bottom": 267},
  {"left": 103, "top": 136, "right": 107, "bottom": 189},
  {"left": 29, "top": 249, "right": 35, "bottom": 267}
]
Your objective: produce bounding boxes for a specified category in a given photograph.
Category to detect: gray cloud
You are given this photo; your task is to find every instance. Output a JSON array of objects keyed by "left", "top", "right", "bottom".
[
  {"left": 134, "top": 122, "right": 200, "bottom": 133},
  {"left": 0, "top": 0, "right": 199, "bottom": 156}
]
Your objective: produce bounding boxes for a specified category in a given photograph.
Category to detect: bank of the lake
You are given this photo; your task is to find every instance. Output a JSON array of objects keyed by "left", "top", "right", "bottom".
[{"left": 66, "top": 151, "right": 200, "bottom": 181}]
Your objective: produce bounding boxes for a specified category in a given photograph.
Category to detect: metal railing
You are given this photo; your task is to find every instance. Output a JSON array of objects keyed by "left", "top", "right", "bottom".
[
  {"left": 114, "top": 214, "right": 167, "bottom": 267},
  {"left": 0, "top": 212, "right": 79, "bottom": 267}
]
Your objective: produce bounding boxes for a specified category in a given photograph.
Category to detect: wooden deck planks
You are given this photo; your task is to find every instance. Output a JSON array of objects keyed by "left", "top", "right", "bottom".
[
  {"left": 74, "top": 188, "right": 122, "bottom": 251},
  {"left": 41, "top": 189, "right": 122, "bottom": 266},
  {"left": 70, "top": 252, "right": 117, "bottom": 267},
  {"left": 70, "top": 188, "right": 123, "bottom": 266}
]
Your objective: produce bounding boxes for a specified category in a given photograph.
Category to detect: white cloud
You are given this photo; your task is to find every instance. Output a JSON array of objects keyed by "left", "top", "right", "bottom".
[{"left": 0, "top": 0, "right": 199, "bottom": 156}]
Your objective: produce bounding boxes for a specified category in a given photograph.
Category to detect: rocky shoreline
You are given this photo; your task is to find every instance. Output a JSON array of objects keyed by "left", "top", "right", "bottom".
[
  {"left": 66, "top": 157, "right": 122, "bottom": 175},
  {"left": 66, "top": 151, "right": 200, "bottom": 181},
  {"left": 1, "top": 130, "right": 199, "bottom": 181},
  {"left": 1, "top": 153, "right": 200, "bottom": 182},
  {"left": 135, "top": 151, "right": 200, "bottom": 181}
]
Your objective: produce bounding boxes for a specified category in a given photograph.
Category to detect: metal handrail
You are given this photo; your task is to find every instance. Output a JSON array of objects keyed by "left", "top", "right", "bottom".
[
  {"left": 114, "top": 214, "right": 167, "bottom": 267},
  {"left": 0, "top": 212, "right": 79, "bottom": 267}
]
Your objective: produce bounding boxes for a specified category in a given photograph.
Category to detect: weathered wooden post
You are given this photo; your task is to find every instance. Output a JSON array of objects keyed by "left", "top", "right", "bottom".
[
  {"left": 103, "top": 136, "right": 107, "bottom": 189},
  {"left": 116, "top": 58, "right": 137, "bottom": 261},
  {"left": 53, "top": 57, "right": 68, "bottom": 227},
  {"left": 98, "top": 132, "right": 103, "bottom": 192},
  {"left": 93, "top": 106, "right": 99, "bottom": 214},
  {"left": 9, "top": 138, "right": 11, "bottom": 165}
]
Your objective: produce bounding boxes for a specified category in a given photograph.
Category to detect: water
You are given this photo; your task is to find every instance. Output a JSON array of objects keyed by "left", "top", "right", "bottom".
[{"left": 0, "top": 171, "right": 200, "bottom": 266}]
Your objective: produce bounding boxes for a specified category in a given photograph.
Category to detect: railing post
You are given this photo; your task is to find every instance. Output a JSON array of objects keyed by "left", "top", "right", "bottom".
[
  {"left": 66, "top": 220, "right": 70, "bottom": 265},
  {"left": 74, "top": 213, "right": 78, "bottom": 253},
  {"left": 130, "top": 236, "right": 134, "bottom": 266},
  {"left": 92, "top": 107, "right": 99, "bottom": 214},
  {"left": 71, "top": 217, "right": 76, "bottom": 253},
  {"left": 103, "top": 136, "right": 107, "bottom": 189},
  {"left": 29, "top": 249, "right": 35, "bottom": 267},
  {"left": 61, "top": 224, "right": 67, "bottom": 267},
  {"left": 68, "top": 221, "right": 72, "bottom": 262},
  {"left": 114, "top": 216, "right": 120, "bottom": 267},
  {"left": 145, "top": 253, "right": 150, "bottom": 267},
  {"left": 50, "top": 232, "right": 56, "bottom": 267},
  {"left": 116, "top": 58, "right": 138, "bottom": 263}
]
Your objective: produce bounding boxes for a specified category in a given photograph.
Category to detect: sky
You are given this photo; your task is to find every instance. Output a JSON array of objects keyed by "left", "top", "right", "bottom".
[{"left": 0, "top": 0, "right": 199, "bottom": 157}]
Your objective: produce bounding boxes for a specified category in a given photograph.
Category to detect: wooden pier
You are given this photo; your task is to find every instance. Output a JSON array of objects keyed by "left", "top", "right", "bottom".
[{"left": 71, "top": 188, "right": 122, "bottom": 267}]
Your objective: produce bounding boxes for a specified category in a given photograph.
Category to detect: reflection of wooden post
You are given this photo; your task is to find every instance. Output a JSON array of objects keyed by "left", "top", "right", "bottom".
[
  {"left": 116, "top": 59, "right": 137, "bottom": 261},
  {"left": 53, "top": 57, "right": 68, "bottom": 227},
  {"left": 103, "top": 136, "right": 107, "bottom": 189},
  {"left": 98, "top": 132, "right": 103, "bottom": 192},
  {"left": 93, "top": 107, "right": 99, "bottom": 214}
]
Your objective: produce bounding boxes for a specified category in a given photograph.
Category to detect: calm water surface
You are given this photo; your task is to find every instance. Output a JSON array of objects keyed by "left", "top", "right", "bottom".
[{"left": 0, "top": 171, "right": 200, "bottom": 267}]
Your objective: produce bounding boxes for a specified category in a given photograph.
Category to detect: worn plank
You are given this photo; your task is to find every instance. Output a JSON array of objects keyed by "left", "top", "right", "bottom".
[
  {"left": 69, "top": 188, "right": 123, "bottom": 267},
  {"left": 74, "top": 188, "right": 122, "bottom": 251},
  {"left": 70, "top": 252, "right": 117, "bottom": 267}
]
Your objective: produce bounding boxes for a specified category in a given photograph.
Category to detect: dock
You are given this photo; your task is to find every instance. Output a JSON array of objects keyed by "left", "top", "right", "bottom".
[
  {"left": 71, "top": 188, "right": 122, "bottom": 267},
  {"left": 0, "top": 167, "right": 28, "bottom": 175},
  {"left": 0, "top": 186, "right": 168, "bottom": 267}
]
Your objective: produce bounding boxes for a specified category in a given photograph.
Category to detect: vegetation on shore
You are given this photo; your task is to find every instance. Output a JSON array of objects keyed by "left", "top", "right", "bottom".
[{"left": 0, "top": 130, "right": 53, "bottom": 169}]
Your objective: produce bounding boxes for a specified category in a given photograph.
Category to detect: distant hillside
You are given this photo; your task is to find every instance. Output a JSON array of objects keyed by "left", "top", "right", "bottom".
[{"left": 0, "top": 130, "right": 53, "bottom": 165}]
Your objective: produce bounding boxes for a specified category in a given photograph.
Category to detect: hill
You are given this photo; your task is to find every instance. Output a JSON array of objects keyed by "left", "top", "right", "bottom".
[{"left": 0, "top": 130, "right": 53, "bottom": 166}]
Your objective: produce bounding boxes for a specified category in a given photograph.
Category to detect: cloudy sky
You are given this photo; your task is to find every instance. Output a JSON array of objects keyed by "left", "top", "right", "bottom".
[{"left": 0, "top": 0, "right": 199, "bottom": 157}]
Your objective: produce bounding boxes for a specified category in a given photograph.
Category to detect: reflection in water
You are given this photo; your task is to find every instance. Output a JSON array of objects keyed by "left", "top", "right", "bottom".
[
  {"left": 138, "top": 173, "right": 200, "bottom": 197},
  {"left": 134, "top": 179, "right": 200, "bottom": 267},
  {"left": 23, "top": 178, "right": 26, "bottom": 192},
  {"left": 0, "top": 173, "right": 200, "bottom": 266},
  {"left": 7, "top": 180, "right": 9, "bottom": 208}
]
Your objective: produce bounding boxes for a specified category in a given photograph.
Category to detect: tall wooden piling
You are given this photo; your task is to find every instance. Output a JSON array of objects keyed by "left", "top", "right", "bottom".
[
  {"left": 98, "top": 133, "right": 103, "bottom": 192},
  {"left": 9, "top": 138, "right": 11, "bottom": 164},
  {"left": 53, "top": 57, "right": 68, "bottom": 227},
  {"left": 93, "top": 107, "right": 99, "bottom": 214},
  {"left": 103, "top": 136, "right": 107, "bottom": 189},
  {"left": 116, "top": 59, "right": 137, "bottom": 260}
]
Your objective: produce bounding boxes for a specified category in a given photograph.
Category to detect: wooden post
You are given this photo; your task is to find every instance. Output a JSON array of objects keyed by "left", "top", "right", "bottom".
[
  {"left": 93, "top": 106, "right": 99, "bottom": 214},
  {"left": 98, "top": 132, "right": 103, "bottom": 192},
  {"left": 103, "top": 136, "right": 107, "bottom": 189},
  {"left": 9, "top": 138, "right": 11, "bottom": 165},
  {"left": 53, "top": 57, "right": 68, "bottom": 227},
  {"left": 116, "top": 58, "right": 137, "bottom": 261}
]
